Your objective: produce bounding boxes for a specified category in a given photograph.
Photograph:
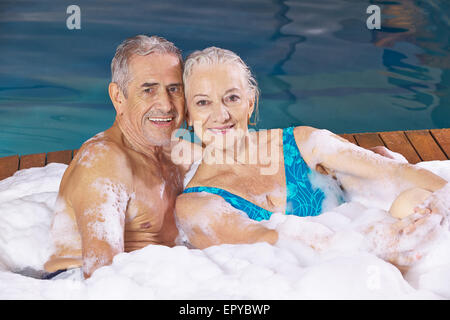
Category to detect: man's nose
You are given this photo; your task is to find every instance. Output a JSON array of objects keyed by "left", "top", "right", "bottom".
[
  {"left": 211, "top": 103, "right": 230, "bottom": 123},
  {"left": 156, "top": 89, "right": 173, "bottom": 113}
]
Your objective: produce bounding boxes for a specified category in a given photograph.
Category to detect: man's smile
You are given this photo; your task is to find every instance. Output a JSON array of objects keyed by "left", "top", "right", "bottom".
[{"left": 147, "top": 116, "right": 175, "bottom": 127}]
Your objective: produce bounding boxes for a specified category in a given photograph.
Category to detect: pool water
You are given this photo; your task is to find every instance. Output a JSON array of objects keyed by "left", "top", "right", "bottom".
[{"left": 0, "top": 0, "right": 449, "bottom": 157}]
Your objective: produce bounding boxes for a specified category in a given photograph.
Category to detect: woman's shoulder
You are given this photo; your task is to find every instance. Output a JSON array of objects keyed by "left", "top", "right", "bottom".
[
  {"left": 257, "top": 126, "right": 321, "bottom": 141},
  {"left": 252, "top": 128, "right": 283, "bottom": 145},
  {"left": 185, "top": 163, "right": 231, "bottom": 189},
  {"left": 292, "top": 125, "right": 321, "bottom": 142}
]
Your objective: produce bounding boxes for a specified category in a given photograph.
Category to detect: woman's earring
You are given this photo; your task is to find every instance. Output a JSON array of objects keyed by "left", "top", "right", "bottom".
[{"left": 248, "top": 114, "right": 255, "bottom": 126}]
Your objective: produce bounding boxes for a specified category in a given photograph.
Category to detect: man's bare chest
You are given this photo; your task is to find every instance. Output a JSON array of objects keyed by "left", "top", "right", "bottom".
[{"left": 125, "top": 163, "right": 183, "bottom": 232}]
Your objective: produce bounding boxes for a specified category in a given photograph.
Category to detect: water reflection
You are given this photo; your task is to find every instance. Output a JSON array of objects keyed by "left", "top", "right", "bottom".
[
  {"left": 258, "top": 0, "right": 307, "bottom": 128},
  {"left": 0, "top": 0, "right": 448, "bottom": 156},
  {"left": 372, "top": 0, "right": 449, "bottom": 126}
]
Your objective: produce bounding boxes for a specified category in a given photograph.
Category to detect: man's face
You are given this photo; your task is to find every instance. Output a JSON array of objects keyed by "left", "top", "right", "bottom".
[{"left": 122, "top": 53, "right": 185, "bottom": 147}]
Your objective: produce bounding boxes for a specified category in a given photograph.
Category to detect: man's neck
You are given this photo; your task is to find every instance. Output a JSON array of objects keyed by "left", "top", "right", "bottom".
[{"left": 113, "top": 120, "right": 164, "bottom": 160}]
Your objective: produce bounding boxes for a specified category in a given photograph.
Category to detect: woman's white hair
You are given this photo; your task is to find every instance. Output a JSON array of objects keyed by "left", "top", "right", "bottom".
[
  {"left": 183, "top": 47, "right": 260, "bottom": 124},
  {"left": 111, "top": 35, "right": 182, "bottom": 97}
]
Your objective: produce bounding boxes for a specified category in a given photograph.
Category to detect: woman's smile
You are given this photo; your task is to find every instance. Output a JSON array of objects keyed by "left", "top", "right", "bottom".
[{"left": 208, "top": 123, "right": 235, "bottom": 135}]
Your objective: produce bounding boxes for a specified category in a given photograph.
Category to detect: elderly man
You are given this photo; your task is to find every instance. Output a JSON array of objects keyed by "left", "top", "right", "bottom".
[{"left": 44, "top": 35, "right": 194, "bottom": 279}]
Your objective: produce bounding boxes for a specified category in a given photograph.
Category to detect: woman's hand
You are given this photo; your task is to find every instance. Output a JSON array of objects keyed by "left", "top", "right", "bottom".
[
  {"left": 368, "top": 146, "right": 408, "bottom": 163},
  {"left": 404, "top": 183, "right": 450, "bottom": 233},
  {"left": 365, "top": 184, "right": 447, "bottom": 269},
  {"left": 389, "top": 188, "right": 432, "bottom": 219},
  {"left": 382, "top": 184, "right": 449, "bottom": 268},
  {"left": 391, "top": 184, "right": 449, "bottom": 234}
]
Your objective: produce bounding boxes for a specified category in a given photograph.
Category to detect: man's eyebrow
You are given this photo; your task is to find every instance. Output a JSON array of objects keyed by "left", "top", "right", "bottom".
[
  {"left": 140, "top": 82, "right": 159, "bottom": 88},
  {"left": 167, "top": 83, "right": 183, "bottom": 87}
]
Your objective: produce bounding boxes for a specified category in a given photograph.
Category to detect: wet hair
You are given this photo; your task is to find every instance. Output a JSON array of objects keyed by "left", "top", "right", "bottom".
[
  {"left": 183, "top": 47, "right": 260, "bottom": 124},
  {"left": 111, "top": 35, "right": 182, "bottom": 97}
]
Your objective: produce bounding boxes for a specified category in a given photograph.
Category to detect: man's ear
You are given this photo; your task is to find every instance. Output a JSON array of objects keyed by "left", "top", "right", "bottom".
[{"left": 109, "top": 82, "right": 126, "bottom": 115}]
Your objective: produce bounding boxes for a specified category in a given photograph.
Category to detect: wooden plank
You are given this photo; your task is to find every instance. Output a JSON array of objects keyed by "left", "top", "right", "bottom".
[
  {"left": 47, "top": 150, "right": 72, "bottom": 165},
  {"left": 0, "top": 155, "right": 19, "bottom": 180},
  {"left": 430, "top": 129, "right": 450, "bottom": 159},
  {"left": 19, "top": 153, "right": 46, "bottom": 170},
  {"left": 1, "top": 129, "right": 448, "bottom": 181},
  {"left": 405, "top": 130, "right": 447, "bottom": 161},
  {"left": 353, "top": 132, "right": 385, "bottom": 149},
  {"left": 379, "top": 131, "right": 421, "bottom": 164},
  {"left": 338, "top": 133, "right": 358, "bottom": 145}
]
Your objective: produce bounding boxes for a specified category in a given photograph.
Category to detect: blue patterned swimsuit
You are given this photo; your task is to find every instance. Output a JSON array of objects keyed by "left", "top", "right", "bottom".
[{"left": 183, "top": 127, "right": 327, "bottom": 221}]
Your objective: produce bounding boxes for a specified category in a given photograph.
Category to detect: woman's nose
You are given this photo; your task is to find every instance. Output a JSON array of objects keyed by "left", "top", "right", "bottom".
[{"left": 211, "top": 103, "right": 230, "bottom": 123}]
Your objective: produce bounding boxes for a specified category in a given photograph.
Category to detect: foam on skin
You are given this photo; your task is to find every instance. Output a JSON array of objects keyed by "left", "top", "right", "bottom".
[
  {"left": 76, "top": 133, "right": 109, "bottom": 168},
  {"left": 85, "top": 178, "right": 130, "bottom": 252},
  {"left": 177, "top": 191, "right": 247, "bottom": 246},
  {"left": 51, "top": 197, "right": 81, "bottom": 254}
]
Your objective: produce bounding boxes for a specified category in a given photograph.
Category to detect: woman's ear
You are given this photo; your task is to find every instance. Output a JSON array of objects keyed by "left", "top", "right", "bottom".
[
  {"left": 247, "top": 95, "right": 256, "bottom": 124},
  {"left": 109, "top": 82, "right": 126, "bottom": 115}
]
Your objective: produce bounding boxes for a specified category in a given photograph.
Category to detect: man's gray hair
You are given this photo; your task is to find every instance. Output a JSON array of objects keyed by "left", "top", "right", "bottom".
[
  {"left": 111, "top": 35, "right": 182, "bottom": 97},
  {"left": 183, "top": 47, "right": 260, "bottom": 124}
]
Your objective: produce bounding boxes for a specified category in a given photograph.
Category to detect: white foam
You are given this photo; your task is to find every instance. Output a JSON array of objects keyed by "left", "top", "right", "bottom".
[
  {"left": 308, "top": 169, "right": 344, "bottom": 212},
  {"left": 0, "top": 160, "right": 448, "bottom": 299}
]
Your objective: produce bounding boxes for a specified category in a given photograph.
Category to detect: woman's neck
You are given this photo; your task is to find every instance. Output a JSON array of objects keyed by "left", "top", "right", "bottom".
[
  {"left": 202, "top": 131, "right": 258, "bottom": 166},
  {"left": 200, "top": 129, "right": 283, "bottom": 178}
]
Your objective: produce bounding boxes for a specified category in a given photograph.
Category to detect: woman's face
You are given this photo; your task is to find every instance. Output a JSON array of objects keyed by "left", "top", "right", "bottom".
[{"left": 185, "top": 63, "right": 254, "bottom": 150}]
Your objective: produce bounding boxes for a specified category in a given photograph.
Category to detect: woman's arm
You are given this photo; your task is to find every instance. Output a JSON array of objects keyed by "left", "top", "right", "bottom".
[
  {"left": 175, "top": 192, "right": 278, "bottom": 249},
  {"left": 293, "top": 126, "right": 447, "bottom": 192}
]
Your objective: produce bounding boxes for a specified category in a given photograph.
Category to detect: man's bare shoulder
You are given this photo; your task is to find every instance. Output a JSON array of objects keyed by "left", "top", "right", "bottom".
[
  {"left": 72, "top": 132, "right": 131, "bottom": 171},
  {"left": 61, "top": 132, "right": 133, "bottom": 197}
]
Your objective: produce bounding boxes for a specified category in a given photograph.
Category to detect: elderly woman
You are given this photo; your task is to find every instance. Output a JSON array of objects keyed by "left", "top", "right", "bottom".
[{"left": 175, "top": 47, "right": 448, "bottom": 252}]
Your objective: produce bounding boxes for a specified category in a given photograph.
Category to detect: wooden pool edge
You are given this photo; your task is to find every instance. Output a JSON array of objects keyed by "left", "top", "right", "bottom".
[{"left": 0, "top": 128, "right": 449, "bottom": 181}]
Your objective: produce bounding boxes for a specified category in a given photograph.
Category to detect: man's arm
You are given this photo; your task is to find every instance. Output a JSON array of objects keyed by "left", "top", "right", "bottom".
[
  {"left": 175, "top": 193, "right": 278, "bottom": 249},
  {"left": 68, "top": 142, "right": 132, "bottom": 278}
]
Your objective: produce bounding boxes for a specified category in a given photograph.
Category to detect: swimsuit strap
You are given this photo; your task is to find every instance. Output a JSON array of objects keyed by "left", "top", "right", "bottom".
[
  {"left": 282, "top": 127, "right": 325, "bottom": 216},
  {"left": 183, "top": 186, "right": 274, "bottom": 221}
]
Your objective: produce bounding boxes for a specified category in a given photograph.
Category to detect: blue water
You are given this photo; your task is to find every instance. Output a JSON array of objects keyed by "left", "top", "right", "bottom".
[{"left": 0, "top": 0, "right": 449, "bottom": 157}]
